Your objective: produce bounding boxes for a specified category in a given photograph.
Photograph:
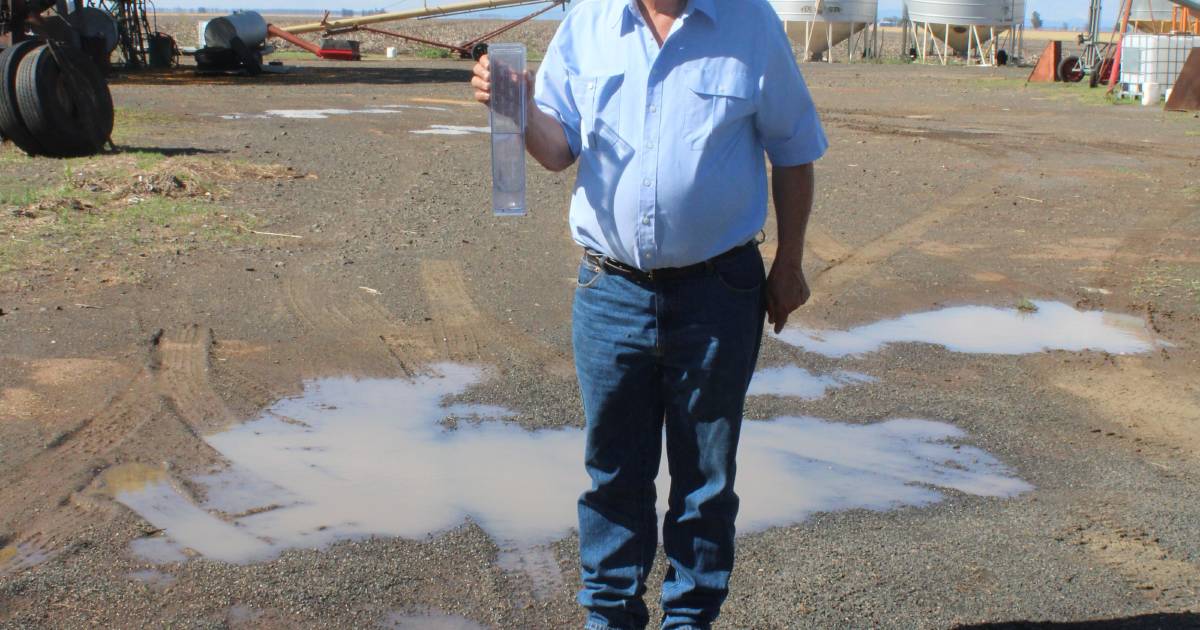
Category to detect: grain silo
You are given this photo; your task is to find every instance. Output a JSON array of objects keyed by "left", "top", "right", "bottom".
[
  {"left": 1130, "top": 0, "right": 1180, "bottom": 33},
  {"left": 769, "top": 0, "right": 880, "bottom": 62},
  {"left": 904, "top": 0, "right": 1025, "bottom": 65}
]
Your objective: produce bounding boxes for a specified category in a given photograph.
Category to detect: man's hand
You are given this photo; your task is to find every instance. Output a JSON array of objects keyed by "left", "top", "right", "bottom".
[
  {"left": 471, "top": 54, "right": 492, "bottom": 104},
  {"left": 471, "top": 54, "right": 534, "bottom": 107},
  {"left": 471, "top": 52, "right": 574, "bottom": 172},
  {"left": 766, "top": 255, "right": 810, "bottom": 334}
]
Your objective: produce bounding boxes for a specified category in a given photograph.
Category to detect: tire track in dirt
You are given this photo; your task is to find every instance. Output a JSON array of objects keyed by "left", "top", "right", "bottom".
[
  {"left": 0, "top": 327, "right": 236, "bottom": 574},
  {"left": 1064, "top": 511, "right": 1200, "bottom": 609},
  {"left": 156, "top": 325, "right": 235, "bottom": 434},
  {"left": 417, "top": 259, "right": 574, "bottom": 378},
  {"left": 760, "top": 224, "right": 852, "bottom": 268},
  {"left": 807, "top": 171, "right": 1008, "bottom": 305},
  {"left": 283, "top": 273, "right": 432, "bottom": 376},
  {"left": 1096, "top": 201, "right": 1199, "bottom": 298}
]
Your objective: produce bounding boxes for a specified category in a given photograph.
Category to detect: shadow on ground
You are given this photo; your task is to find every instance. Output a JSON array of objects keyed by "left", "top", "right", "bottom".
[
  {"left": 110, "top": 66, "right": 473, "bottom": 87},
  {"left": 114, "top": 146, "right": 229, "bottom": 157},
  {"left": 958, "top": 613, "right": 1200, "bottom": 629}
]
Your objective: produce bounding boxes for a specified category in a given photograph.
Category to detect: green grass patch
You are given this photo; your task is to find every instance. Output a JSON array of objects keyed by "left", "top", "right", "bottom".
[
  {"left": 112, "top": 107, "right": 185, "bottom": 143},
  {"left": 267, "top": 50, "right": 317, "bottom": 60},
  {"left": 1021, "top": 80, "right": 1136, "bottom": 107},
  {"left": 414, "top": 46, "right": 453, "bottom": 59},
  {"left": 1016, "top": 298, "right": 1039, "bottom": 313}
]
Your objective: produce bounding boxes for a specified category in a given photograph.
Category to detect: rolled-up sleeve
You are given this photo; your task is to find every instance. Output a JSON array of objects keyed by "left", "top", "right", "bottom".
[
  {"left": 534, "top": 32, "right": 582, "bottom": 159},
  {"left": 755, "top": 20, "right": 828, "bottom": 167}
]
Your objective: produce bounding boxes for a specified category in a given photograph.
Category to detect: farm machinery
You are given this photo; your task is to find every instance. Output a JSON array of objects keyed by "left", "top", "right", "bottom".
[
  {"left": 267, "top": 0, "right": 569, "bottom": 62},
  {"left": 0, "top": 0, "right": 120, "bottom": 157}
]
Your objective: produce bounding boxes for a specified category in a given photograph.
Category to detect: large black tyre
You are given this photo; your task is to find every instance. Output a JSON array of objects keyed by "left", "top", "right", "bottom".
[
  {"left": 16, "top": 44, "right": 114, "bottom": 158},
  {"left": 0, "top": 40, "right": 47, "bottom": 156}
]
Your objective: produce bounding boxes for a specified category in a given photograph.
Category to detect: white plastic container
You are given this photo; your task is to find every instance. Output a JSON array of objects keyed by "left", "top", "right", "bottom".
[
  {"left": 386, "top": 47, "right": 397, "bottom": 59},
  {"left": 488, "top": 43, "right": 527, "bottom": 217},
  {"left": 1142, "top": 82, "right": 1162, "bottom": 104}
]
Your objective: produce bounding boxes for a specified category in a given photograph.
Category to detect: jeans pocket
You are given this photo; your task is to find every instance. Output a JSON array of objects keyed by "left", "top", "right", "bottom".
[
  {"left": 713, "top": 252, "right": 764, "bottom": 294},
  {"left": 577, "top": 259, "right": 605, "bottom": 289}
]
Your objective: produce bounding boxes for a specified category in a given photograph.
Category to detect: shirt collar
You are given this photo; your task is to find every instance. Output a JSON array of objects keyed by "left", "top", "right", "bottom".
[{"left": 611, "top": 0, "right": 717, "bottom": 29}]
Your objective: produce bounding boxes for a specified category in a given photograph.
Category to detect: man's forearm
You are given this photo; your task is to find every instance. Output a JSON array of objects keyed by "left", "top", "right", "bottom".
[
  {"left": 526, "top": 105, "right": 575, "bottom": 172},
  {"left": 771, "top": 163, "right": 815, "bottom": 264}
]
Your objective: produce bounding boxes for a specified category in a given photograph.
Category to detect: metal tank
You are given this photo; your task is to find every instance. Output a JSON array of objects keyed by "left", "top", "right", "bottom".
[
  {"left": 769, "top": 0, "right": 879, "bottom": 60},
  {"left": 905, "top": 0, "right": 1024, "bottom": 53},
  {"left": 204, "top": 11, "right": 269, "bottom": 49},
  {"left": 1130, "top": 0, "right": 1183, "bottom": 32}
]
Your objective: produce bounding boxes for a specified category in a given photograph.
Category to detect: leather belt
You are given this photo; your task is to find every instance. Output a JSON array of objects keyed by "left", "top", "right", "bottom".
[{"left": 583, "top": 241, "right": 756, "bottom": 284}]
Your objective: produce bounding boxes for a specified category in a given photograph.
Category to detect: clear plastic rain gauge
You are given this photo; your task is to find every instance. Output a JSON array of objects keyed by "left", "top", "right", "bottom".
[{"left": 488, "top": 43, "right": 527, "bottom": 217}]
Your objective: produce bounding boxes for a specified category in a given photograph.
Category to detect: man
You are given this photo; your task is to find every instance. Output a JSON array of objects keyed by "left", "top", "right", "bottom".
[{"left": 471, "top": 0, "right": 825, "bottom": 626}]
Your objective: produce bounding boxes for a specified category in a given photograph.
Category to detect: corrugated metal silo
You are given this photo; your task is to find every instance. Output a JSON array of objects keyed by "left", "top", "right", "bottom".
[
  {"left": 904, "top": 0, "right": 1024, "bottom": 63},
  {"left": 769, "top": 0, "right": 880, "bottom": 61}
]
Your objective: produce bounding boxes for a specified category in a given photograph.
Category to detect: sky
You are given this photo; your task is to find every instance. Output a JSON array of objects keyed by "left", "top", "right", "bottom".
[{"left": 174, "top": 0, "right": 1120, "bottom": 30}]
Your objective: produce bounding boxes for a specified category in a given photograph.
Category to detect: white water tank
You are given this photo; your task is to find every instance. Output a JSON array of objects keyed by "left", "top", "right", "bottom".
[
  {"left": 770, "top": 0, "right": 879, "bottom": 59},
  {"left": 905, "top": 0, "right": 1024, "bottom": 52}
]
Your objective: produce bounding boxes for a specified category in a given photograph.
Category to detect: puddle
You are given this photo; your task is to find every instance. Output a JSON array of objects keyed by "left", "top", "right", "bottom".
[
  {"left": 130, "top": 537, "right": 189, "bottom": 564},
  {"left": 0, "top": 542, "right": 49, "bottom": 571},
  {"left": 381, "top": 611, "right": 489, "bottom": 629},
  {"left": 748, "top": 366, "right": 874, "bottom": 398},
  {"left": 495, "top": 544, "right": 563, "bottom": 600},
  {"left": 219, "top": 104, "right": 447, "bottom": 120},
  {"left": 103, "top": 464, "right": 275, "bottom": 563},
  {"left": 775, "top": 301, "right": 1156, "bottom": 357},
  {"left": 128, "top": 568, "right": 175, "bottom": 589},
  {"left": 410, "top": 125, "right": 490, "bottom": 136},
  {"left": 112, "top": 364, "right": 1030, "bottom": 565}
]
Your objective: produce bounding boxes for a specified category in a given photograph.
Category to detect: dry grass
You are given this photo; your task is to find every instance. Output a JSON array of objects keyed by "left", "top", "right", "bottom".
[
  {"left": 68, "top": 155, "right": 308, "bottom": 201},
  {"left": 0, "top": 154, "right": 309, "bottom": 274}
]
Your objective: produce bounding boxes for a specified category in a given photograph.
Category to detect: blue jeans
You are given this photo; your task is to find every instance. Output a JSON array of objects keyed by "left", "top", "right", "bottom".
[{"left": 572, "top": 245, "right": 766, "bottom": 630}]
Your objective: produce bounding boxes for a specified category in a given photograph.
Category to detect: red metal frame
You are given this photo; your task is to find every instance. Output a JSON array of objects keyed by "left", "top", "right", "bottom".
[{"left": 313, "top": 0, "right": 564, "bottom": 59}]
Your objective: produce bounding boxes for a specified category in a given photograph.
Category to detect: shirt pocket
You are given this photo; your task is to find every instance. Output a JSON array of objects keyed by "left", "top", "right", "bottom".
[
  {"left": 570, "top": 71, "right": 625, "bottom": 153},
  {"left": 681, "top": 68, "right": 757, "bottom": 151}
]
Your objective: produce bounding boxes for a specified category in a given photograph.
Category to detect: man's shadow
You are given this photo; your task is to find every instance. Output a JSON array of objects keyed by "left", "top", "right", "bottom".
[{"left": 957, "top": 612, "right": 1200, "bottom": 629}]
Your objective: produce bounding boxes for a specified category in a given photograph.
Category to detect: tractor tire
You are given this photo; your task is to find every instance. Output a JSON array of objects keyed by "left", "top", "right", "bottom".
[
  {"left": 15, "top": 44, "right": 113, "bottom": 158},
  {"left": 0, "top": 40, "right": 46, "bottom": 156},
  {"left": 1058, "top": 55, "right": 1084, "bottom": 83}
]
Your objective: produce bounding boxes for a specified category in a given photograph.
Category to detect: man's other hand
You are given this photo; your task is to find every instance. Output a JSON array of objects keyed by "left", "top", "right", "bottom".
[{"left": 765, "top": 256, "right": 810, "bottom": 334}]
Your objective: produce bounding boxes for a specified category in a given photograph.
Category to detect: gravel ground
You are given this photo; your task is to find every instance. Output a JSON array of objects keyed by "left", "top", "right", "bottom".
[{"left": 0, "top": 46, "right": 1198, "bottom": 629}]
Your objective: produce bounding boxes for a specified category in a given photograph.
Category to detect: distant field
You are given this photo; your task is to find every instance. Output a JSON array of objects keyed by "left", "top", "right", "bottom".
[{"left": 1023, "top": 28, "right": 1086, "bottom": 41}]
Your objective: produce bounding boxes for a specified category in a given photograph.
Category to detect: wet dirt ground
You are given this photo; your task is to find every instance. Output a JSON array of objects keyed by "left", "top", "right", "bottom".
[{"left": 1, "top": 55, "right": 1199, "bottom": 629}]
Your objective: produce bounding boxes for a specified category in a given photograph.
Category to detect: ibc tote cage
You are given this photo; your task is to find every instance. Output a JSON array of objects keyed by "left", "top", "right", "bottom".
[{"left": 1117, "top": 33, "right": 1200, "bottom": 99}]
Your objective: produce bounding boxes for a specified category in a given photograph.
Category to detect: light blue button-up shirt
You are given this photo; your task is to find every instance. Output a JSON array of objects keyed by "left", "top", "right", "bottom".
[{"left": 534, "top": 0, "right": 827, "bottom": 270}]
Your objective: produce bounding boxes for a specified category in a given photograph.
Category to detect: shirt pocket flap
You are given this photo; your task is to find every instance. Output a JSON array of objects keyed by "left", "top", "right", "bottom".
[
  {"left": 686, "top": 68, "right": 756, "bottom": 100},
  {"left": 570, "top": 71, "right": 625, "bottom": 114}
]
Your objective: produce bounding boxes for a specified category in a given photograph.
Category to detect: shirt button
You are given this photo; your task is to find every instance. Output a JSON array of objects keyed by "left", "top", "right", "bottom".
[
  {"left": 649, "top": 105, "right": 657, "bottom": 113},
  {"left": 642, "top": 178, "right": 652, "bottom": 187},
  {"left": 588, "top": 82, "right": 596, "bottom": 90},
  {"left": 646, "top": 141, "right": 655, "bottom": 150},
  {"left": 642, "top": 217, "right": 650, "bottom": 225}
]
